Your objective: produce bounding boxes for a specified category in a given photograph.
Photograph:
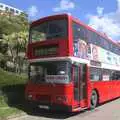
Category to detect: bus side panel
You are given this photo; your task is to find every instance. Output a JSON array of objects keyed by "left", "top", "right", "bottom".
[
  {"left": 68, "top": 15, "right": 73, "bottom": 56},
  {"left": 91, "top": 81, "right": 120, "bottom": 103}
]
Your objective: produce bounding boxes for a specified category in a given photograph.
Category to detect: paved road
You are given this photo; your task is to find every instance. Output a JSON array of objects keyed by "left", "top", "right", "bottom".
[{"left": 11, "top": 98, "right": 120, "bottom": 120}]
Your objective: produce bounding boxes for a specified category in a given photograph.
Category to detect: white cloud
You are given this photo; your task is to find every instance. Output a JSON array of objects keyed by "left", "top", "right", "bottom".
[
  {"left": 117, "top": 0, "right": 120, "bottom": 12},
  {"left": 67, "top": 12, "right": 72, "bottom": 15},
  {"left": 97, "top": 6, "right": 104, "bottom": 16},
  {"left": 53, "top": 0, "right": 75, "bottom": 12},
  {"left": 28, "top": 5, "right": 38, "bottom": 17},
  {"left": 87, "top": 0, "right": 120, "bottom": 40}
]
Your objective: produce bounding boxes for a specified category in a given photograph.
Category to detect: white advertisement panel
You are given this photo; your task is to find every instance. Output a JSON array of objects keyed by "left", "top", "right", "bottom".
[{"left": 45, "top": 75, "right": 69, "bottom": 84}]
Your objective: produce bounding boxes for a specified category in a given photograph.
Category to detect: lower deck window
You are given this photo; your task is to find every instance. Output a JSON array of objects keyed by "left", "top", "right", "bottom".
[
  {"left": 90, "top": 67, "right": 120, "bottom": 81},
  {"left": 90, "top": 67, "right": 102, "bottom": 81}
]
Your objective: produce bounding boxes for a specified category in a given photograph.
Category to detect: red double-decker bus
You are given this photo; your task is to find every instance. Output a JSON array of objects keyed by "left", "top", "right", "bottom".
[{"left": 25, "top": 14, "right": 120, "bottom": 112}]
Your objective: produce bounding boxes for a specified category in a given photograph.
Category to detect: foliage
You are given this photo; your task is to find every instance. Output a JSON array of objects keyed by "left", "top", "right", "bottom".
[
  {"left": 0, "top": 11, "right": 28, "bottom": 119},
  {"left": 0, "top": 11, "right": 29, "bottom": 35},
  {"left": 0, "top": 11, "right": 29, "bottom": 73},
  {"left": 0, "top": 68, "right": 26, "bottom": 118},
  {"left": 0, "top": 68, "right": 26, "bottom": 88}
]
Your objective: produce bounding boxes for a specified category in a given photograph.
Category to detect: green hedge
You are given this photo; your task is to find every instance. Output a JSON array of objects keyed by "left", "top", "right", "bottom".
[{"left": 0, "top": 68, "right": 27, "bottom": 88}]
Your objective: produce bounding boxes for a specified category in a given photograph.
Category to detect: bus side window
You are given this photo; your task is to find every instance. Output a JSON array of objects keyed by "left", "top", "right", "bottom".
[
  {"left": 102, "top": 69, "right": 111, "bottom": 81},
  {"left": 116, "top": 71, "right": 120, "bottom": 80},
  {"left": 90, "top": 67, "right": 102, "bottom": 81},
  {"left": 72, "top": 22, "right": 87, "bottom": 42},
  {"left": 111, "top": 71, "right": 120, "bottom": 80}
]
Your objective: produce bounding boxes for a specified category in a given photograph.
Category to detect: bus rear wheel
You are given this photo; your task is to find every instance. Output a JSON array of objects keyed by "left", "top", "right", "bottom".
[{"left": 90, "top": 90, "right": 98, "bottom": 109}]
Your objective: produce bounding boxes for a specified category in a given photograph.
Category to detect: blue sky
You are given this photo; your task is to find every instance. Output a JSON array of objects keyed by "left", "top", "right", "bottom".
[{"left": 0, "top": 0, "right": 120, "bottom": 40}]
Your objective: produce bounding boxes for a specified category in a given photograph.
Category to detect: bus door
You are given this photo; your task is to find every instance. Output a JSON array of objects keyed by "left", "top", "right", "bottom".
[
  {"left": 79, "top": 64, "right": 87, "bottom": 108},
  {"left": 73, "top": 64, "right": 87, "bottom": 108}
]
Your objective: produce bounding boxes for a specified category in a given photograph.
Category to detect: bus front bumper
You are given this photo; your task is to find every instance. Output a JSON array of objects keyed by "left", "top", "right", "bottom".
[{"left": 26, "top": 101, "right": 72, "bottom": 112}]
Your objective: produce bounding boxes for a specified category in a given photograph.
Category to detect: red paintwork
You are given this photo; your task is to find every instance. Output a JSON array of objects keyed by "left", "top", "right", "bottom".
[
  {"left": 27, "top": 14, "right": 73, "bottom": 59},
  {"left": 25, "top": 82, "right": 73, "bottom": 105},
  {"left": 68, "top": 15, "right": 73, "bottom": 56},
  {"left": 31, "top": 14, "right": 68, "bottom": 27},
  {"left": 27, "top": 39, "right": 69, "bottom": 59},
  {"left": 91, "top": 81, "right": 120, "bottom": 103},
  {"left": 26, "top": 14, "right": 120, "bottom": 112}
]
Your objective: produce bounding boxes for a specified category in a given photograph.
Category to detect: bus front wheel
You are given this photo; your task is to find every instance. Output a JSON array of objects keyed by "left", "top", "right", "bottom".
[{"left": 90, "top": 90, "right": 98, "bottom": 109}]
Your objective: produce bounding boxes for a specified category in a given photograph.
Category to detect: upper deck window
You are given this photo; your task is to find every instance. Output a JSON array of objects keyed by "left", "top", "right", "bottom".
[
  {"left": 30, "top": 19, "right": 67, "bottom": 42},
  {"left": 72, "top": 22, "right": 87, "bottom": 42}
]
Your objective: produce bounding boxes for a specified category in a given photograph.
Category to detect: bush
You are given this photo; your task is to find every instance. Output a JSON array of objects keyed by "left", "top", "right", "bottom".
[{"left": 0, "top": 68, "right": 27, "bottom": 88}]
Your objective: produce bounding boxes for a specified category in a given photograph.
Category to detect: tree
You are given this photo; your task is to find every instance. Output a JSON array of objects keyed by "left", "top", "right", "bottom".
[
  {"left": 3, "top": 31, "right": 29, "bottom": 73},
  {"left": 0, "top": 11, "right": 29, "bottom": 73}
]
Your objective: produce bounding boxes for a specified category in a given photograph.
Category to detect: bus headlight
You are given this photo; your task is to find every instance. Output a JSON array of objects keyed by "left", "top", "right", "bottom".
[
  {"left": 27, "top": 94, "right": 33, "bottom": 100},
  {"left": 56, "top": 96, "right": 67, "bottom": 102}
]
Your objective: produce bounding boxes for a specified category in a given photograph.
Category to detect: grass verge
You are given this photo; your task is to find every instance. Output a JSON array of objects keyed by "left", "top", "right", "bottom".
[
  {"left": 0, "top": 68, "right": 27, "bottom": 119},
  {"left": 0, "top": 96, "right": 23, "bottom": 119}
]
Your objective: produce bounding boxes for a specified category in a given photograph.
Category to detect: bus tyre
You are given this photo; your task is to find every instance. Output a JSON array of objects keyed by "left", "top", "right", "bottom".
[{"left": 90, "top": 90, "right": 98, "bottom": 110}]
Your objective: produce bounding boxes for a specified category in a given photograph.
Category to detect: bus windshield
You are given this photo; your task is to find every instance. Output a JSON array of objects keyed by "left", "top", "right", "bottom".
[
  {"left": 29, "top": 61, "right": 71, "bottom": 84},
  {"left": 30, "top": 19, "right": 67, "bottom": 42}
]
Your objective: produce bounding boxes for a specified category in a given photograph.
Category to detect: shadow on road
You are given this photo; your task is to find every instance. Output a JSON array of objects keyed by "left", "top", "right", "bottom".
[{"left": 26, "top": 109, "right": 85, "bottom": 119}]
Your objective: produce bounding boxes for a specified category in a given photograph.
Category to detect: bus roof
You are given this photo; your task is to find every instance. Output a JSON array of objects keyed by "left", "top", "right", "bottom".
[{"left": 31, "top": 13, "right": 69, "bottom": 26}]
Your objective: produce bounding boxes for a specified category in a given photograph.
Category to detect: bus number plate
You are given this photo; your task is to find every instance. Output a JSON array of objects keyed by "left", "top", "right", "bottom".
[{"left": 38, "top": 105, "right": 49, "bottom": 109}]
